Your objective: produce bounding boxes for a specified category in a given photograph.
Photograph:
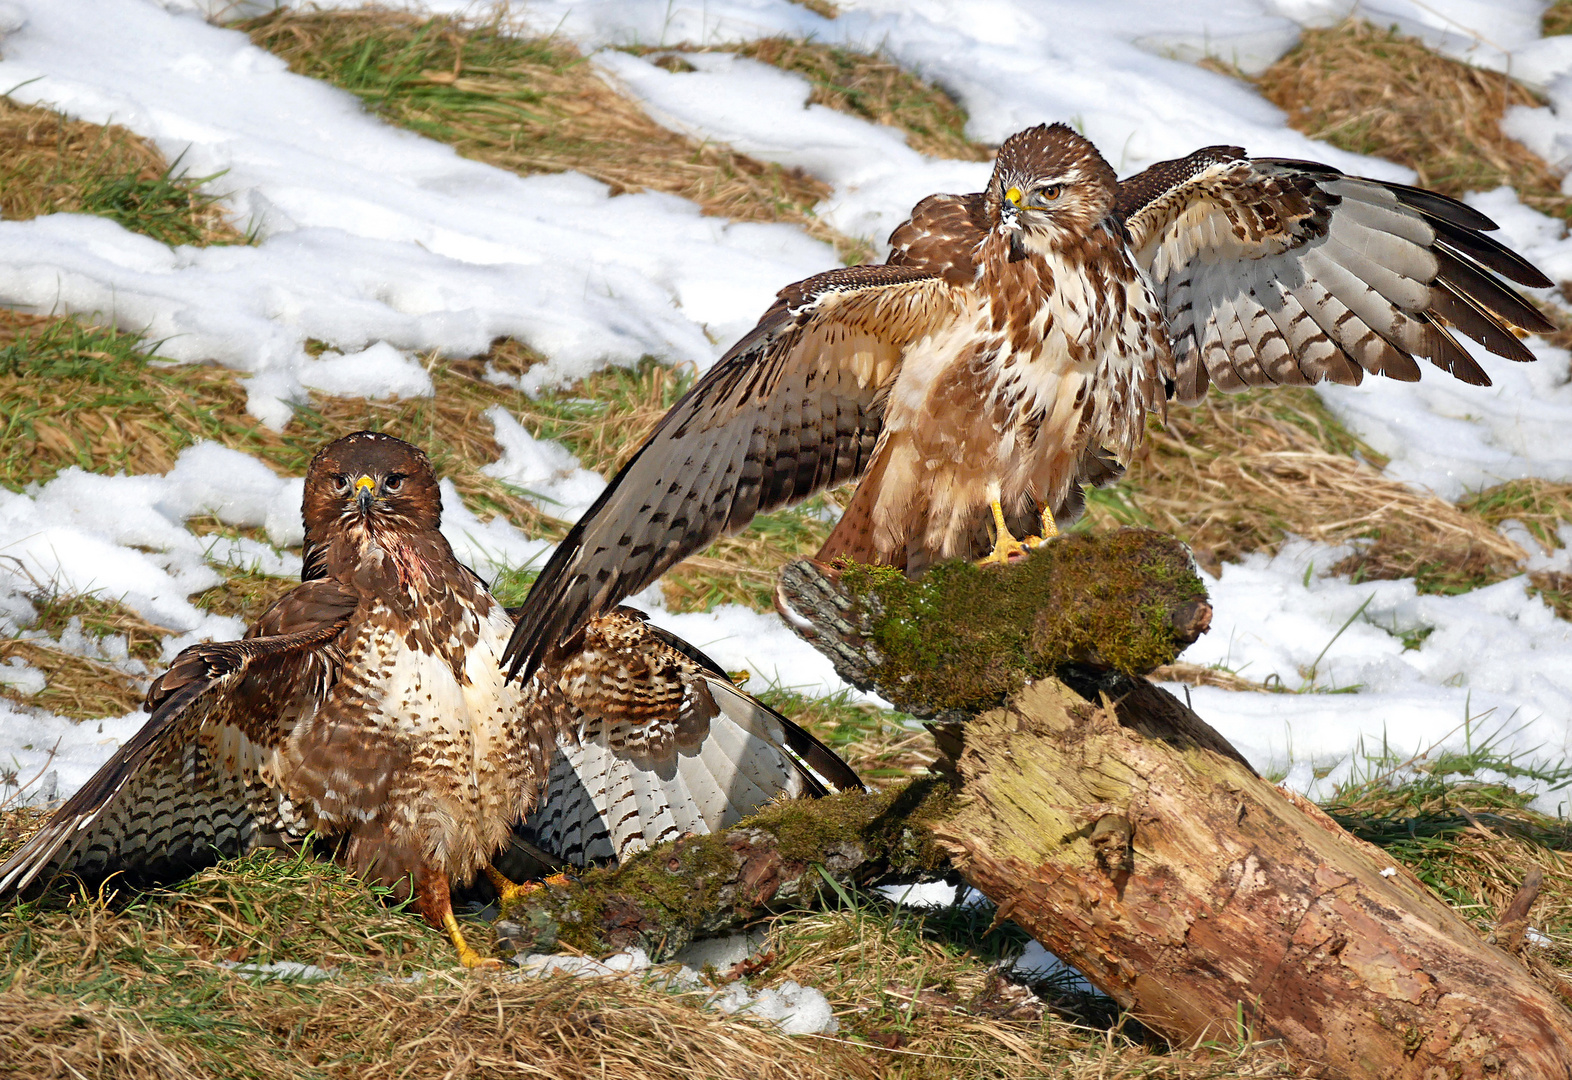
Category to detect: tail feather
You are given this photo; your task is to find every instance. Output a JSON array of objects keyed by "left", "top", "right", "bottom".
[{"left": 518, "top": 673, "right": 862, "bottom": 868}]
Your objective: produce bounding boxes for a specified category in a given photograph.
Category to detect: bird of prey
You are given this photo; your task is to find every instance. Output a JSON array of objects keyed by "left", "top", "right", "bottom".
[
  {"left": 0, "top": 432, "right": 858, "bottom": 966},
  {"left": 503, "top": 122, "right": 1553, "bottom": 686}
]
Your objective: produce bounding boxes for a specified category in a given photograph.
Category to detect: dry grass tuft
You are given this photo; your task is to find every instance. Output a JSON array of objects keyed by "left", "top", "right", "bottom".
[
  {"left": 1082, "top": 389, "right": 1529, "bottom": 594},
  {"left": 658, "top": 38, "right": 991, "bottom": 162},
  {"left": 1547, "top": 2, "right": 1572, "bottom": 39},
  {"left": 0, "top": 97, "right": 245, "bottom": 246},
  {"left": 239, "top": 8, "right": 871, "bottom": 261},
  {"left": 1253, "top": 19, "right": 1568, "bottom": 219},
  {"left": 0, "top": 641, "right": 147, "bottom": 720}
]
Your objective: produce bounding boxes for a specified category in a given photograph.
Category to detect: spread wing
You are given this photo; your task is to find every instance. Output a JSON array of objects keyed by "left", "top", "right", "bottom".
[
  {"left": 514, "top": 609, "right": 861, "bottom": 868},
  {"left": 1116, "top": 147, "right": 1554, "bottom": 402},
  {"left": 0, "top": 581, "right": 354, "bottom": 894},
  {"left": 888, "top": 191, "right": 990, "bottom": 283},
  {"left": 503, "top": 265, "right": 965, "bottom": 685}
]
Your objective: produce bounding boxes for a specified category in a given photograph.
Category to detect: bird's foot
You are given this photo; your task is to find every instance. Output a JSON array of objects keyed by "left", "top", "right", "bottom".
[
  {"left": 977, "top": 498, "right": 1033, "bottom": 566},
  {"left": 1012, "top": 509, "right": 1063, "bottom": 552},
  {"left": 442, "top": 910, "right": 502, "bottom": 969},
  {"left": 485, "top": 864, "right": 574, "bottom": 908},
  {"left": 976, "top": 531, "right": 1032, "bottom": 566}
]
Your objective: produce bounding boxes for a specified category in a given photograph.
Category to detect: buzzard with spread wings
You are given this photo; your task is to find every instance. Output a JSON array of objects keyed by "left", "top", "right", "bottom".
[
  {"left": 504, "top": 122, "right": 1553, "bottom": 687},
  {"left": 0, "top": 432, "right": 858, "bottom": 966}
]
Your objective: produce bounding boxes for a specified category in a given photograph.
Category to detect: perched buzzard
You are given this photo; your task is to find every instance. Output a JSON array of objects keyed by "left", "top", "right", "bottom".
[
  {"left": 503, "top": 123, "right": 1552, "bottom": 685},
  {"left": 0, "top": 432, "right": 857, "bottom": 966}
]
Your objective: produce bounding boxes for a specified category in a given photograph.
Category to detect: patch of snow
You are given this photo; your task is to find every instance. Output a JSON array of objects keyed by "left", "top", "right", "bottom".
[
  {"left": 299, "top": 342, "right": 435, "bottom": 400},
  {"left": 709, "top": 978, "right": 840, "bottom": 1035},
  {"left": 481, "top": 406, "right": 606, "bottom": 524}
]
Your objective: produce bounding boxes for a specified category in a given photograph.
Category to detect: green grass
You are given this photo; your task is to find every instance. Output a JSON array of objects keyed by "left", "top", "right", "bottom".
[{"left": 1, "top": 97, "right": 246, "bottom": 248}]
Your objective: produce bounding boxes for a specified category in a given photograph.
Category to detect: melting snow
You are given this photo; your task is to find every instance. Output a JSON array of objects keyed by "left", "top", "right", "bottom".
[{"left": 0, "top": 0, "right": 1570, "bottom": 844}]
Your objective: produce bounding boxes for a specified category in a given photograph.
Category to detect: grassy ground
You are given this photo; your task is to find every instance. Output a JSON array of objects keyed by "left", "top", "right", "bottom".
[{"left": 4, "top": 6, "right": 1572, "bottom": 1078}]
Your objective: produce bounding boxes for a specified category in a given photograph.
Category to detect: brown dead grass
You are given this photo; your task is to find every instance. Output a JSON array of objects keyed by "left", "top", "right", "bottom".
[
  {"left": 1254, "top": 19, "right": 1569, "bottom": 220},
  {"left": 655, "top": 38, "right": 991, "bottom": 163},
  {"left": 0, "top": 641, "right": 147, "bottom": 721},
  {"left": 1547, "top": 2, "right": 1572, "bottom": 39},
  {"left": 1083, "top": 389, "right": 1530, "bottom": 593},
  {"left": 0, "top": 97, "right": 244, "bottom": 245},
  {"left": 240, "top": 8, "right": 872, "bottom": 262}
]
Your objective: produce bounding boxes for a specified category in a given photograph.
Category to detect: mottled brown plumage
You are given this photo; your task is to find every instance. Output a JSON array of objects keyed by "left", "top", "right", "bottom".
[
  {"left": 503, "top": 123, "right": 1554, "bottom": 687},
  {"left": 2, "top": 432, "right": 859, "bottom": 964},
  {"left": 521, "top": 608, "right": 861, "bottom": 867}
]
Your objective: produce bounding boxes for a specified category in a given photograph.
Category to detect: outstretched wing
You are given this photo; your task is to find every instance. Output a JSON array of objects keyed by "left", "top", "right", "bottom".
[
  {"left": 503, "top": 265, "right": 964, "bottom": 685},
  {"left": 0, "top": 584, "right": 352, "bottom": 895},
  {"left": 1116, "top": 147, "right": 1554, "bottom": 402},
  {"left": 515, "top": 609, "right": 861, "bottom": 868}
]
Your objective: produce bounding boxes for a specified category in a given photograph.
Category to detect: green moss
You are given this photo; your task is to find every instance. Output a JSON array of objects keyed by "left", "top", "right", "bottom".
[
  {"left": 842, "top": 530, "right": 1207, "bottom": 715},
  {"left": 499, "top": 781, "right": 957, "bottom": 959}
]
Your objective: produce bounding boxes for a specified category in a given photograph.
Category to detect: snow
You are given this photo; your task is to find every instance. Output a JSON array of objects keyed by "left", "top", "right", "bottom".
[
  {"left": 481, "top": 406, "right": 607, "bottom": 524},
  {"left": 0, "top": 0, "right": 1571, "bottom": 889},
  {"left": 516, "top": 944, "right": 840, "bottom": 1034}
]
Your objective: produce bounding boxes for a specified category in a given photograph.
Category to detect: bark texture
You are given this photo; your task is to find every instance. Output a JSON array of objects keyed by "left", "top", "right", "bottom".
[{"left": 928, "top": 679, "right": 1572, "bottom": 1078}]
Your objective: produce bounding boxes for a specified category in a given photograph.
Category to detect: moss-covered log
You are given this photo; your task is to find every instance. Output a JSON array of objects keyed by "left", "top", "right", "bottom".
[
  {"left": 493, "top": 780, "right": 956, "bottom": 961},
  {"left": 776, "top": 528, "right": 1211, "bottom": 718},
  {"left": 775, "top": 534, "right": 1572, "bottom": 1078}
]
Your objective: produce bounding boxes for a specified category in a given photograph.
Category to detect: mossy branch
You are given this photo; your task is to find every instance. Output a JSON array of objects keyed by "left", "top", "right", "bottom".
[
  {"left": 776, "top": 529, "right": 1211, "bottom": 718},
  {"left": 494, "top": 780, "right": 957, "bottom": 962}
]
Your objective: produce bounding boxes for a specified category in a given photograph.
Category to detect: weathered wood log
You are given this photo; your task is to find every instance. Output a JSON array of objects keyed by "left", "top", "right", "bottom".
[
  {"left": 494, "top": 530, "right": 1215, "bottom": 959},
  {"left": 494, "top": 781, "right": 956, "bottom": 960},
  {"left": 783, "top": 531, "right": 1572, "bottom": 1079}
]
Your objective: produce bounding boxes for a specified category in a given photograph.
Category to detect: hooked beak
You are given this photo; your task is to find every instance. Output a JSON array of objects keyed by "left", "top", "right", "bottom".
[
  {"left": 354, "top": 474, "right": 376, "bottom": 513},
  {"left": 1000, "top": 185, "right": 1023, "bottom": 231}
]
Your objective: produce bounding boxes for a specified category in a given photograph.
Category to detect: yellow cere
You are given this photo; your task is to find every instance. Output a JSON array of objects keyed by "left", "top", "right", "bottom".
[
  {"left": 1005, "top": 186, "right": 1023, "bottom": 206},
  {"left": 355, "top": 475, "right": 376, "bottom": 494}
]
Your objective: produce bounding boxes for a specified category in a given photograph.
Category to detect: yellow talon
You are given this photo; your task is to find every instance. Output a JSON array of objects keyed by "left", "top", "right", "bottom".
[
  {"left": 1022, "top": 507, "right": 1060, "bottom": 549},
  {"left": 977, "top": 499, "right": 1031, "bottom": 565},
  {"left": 484, "top": 864, "right": 574, "bottom": 908},
  {"left": 442, "top": 910, "right": 501, "bottom": 969}
]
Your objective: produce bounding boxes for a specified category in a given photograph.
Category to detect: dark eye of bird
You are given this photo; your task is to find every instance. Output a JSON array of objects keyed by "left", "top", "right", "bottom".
[
  {"left": 1040, "top": 184, "right": 1062, "bottom": 202},
  {"left": 333, "top": 473, "right": 350, "bottom": 493},
  {"left": 384, "top": 473, "right": 406, "bottom": 493}
]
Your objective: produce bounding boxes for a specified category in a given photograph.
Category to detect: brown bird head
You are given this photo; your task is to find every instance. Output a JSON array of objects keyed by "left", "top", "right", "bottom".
[
  {"left": 302, "top": 431, "right": 442, "bottom": 543},
  {"left": 985, "top": 123, "right": 1118, "bottom": 251}
]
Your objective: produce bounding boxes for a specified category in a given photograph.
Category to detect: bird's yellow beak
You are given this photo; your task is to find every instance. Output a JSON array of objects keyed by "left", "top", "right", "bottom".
[
  {"left": 1005, "top": 186, "right": 1022, "bottom": 207},
  {"left": 355, "top": 474, "right": 376, "bottom": 511}
]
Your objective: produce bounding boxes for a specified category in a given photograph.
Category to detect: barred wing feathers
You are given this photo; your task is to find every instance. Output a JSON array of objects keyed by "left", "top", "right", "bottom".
[
  {"left": 503, "top": 265, "right": 963, "bottom": 686},
  {"left": 519, "top": 610, "right": 861, "bottom": 868},
  {"left": 0, "top": 617, "right": 347, "bottom": 895},
  {"left": 1116, "top": 147, "right": 1554, "bottom": 402}
]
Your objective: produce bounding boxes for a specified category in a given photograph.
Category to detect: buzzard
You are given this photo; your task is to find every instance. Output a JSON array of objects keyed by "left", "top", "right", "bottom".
[
  {"left": 503, "top": 122, "right": 1553, "bottom": 686},
  {"left": 0, "top": 432, "right": 857, "bottom": 966}
]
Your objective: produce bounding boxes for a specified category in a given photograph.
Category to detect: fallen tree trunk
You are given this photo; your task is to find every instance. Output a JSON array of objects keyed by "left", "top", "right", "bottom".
[{"left": 780, "top": 531, "right": 1572, "bottom": 1079}]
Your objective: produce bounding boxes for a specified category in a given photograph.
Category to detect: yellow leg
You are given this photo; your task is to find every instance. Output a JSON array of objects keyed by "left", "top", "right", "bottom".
[
  {"left": 977, "top": 499, "right": 1031, "bottom": 566},
  {"left": 1022, "top": 507, "right": 1060, "bottom": 548},
  {"left": 442, "top": 910, "right": 500, "bottom": 969},
  {"left": 484, "top": 864, "right": 574, "bottom": 906}
]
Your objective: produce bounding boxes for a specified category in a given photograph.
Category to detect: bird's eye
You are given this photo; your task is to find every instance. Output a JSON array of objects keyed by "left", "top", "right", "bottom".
[
  {"left": 1038, "top": 184, "right": 1063, "bottom": 203},
  {"left": 332, "top": 474, "right": 350, "bottom": 493},
  {"left": 384, "top": 473, "right": 405, "bottom": 493}
]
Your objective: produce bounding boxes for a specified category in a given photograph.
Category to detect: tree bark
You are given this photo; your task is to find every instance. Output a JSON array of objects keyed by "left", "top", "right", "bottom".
[{"left": 781, "top": 532, "right": 1572, "bottom": 1079}]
